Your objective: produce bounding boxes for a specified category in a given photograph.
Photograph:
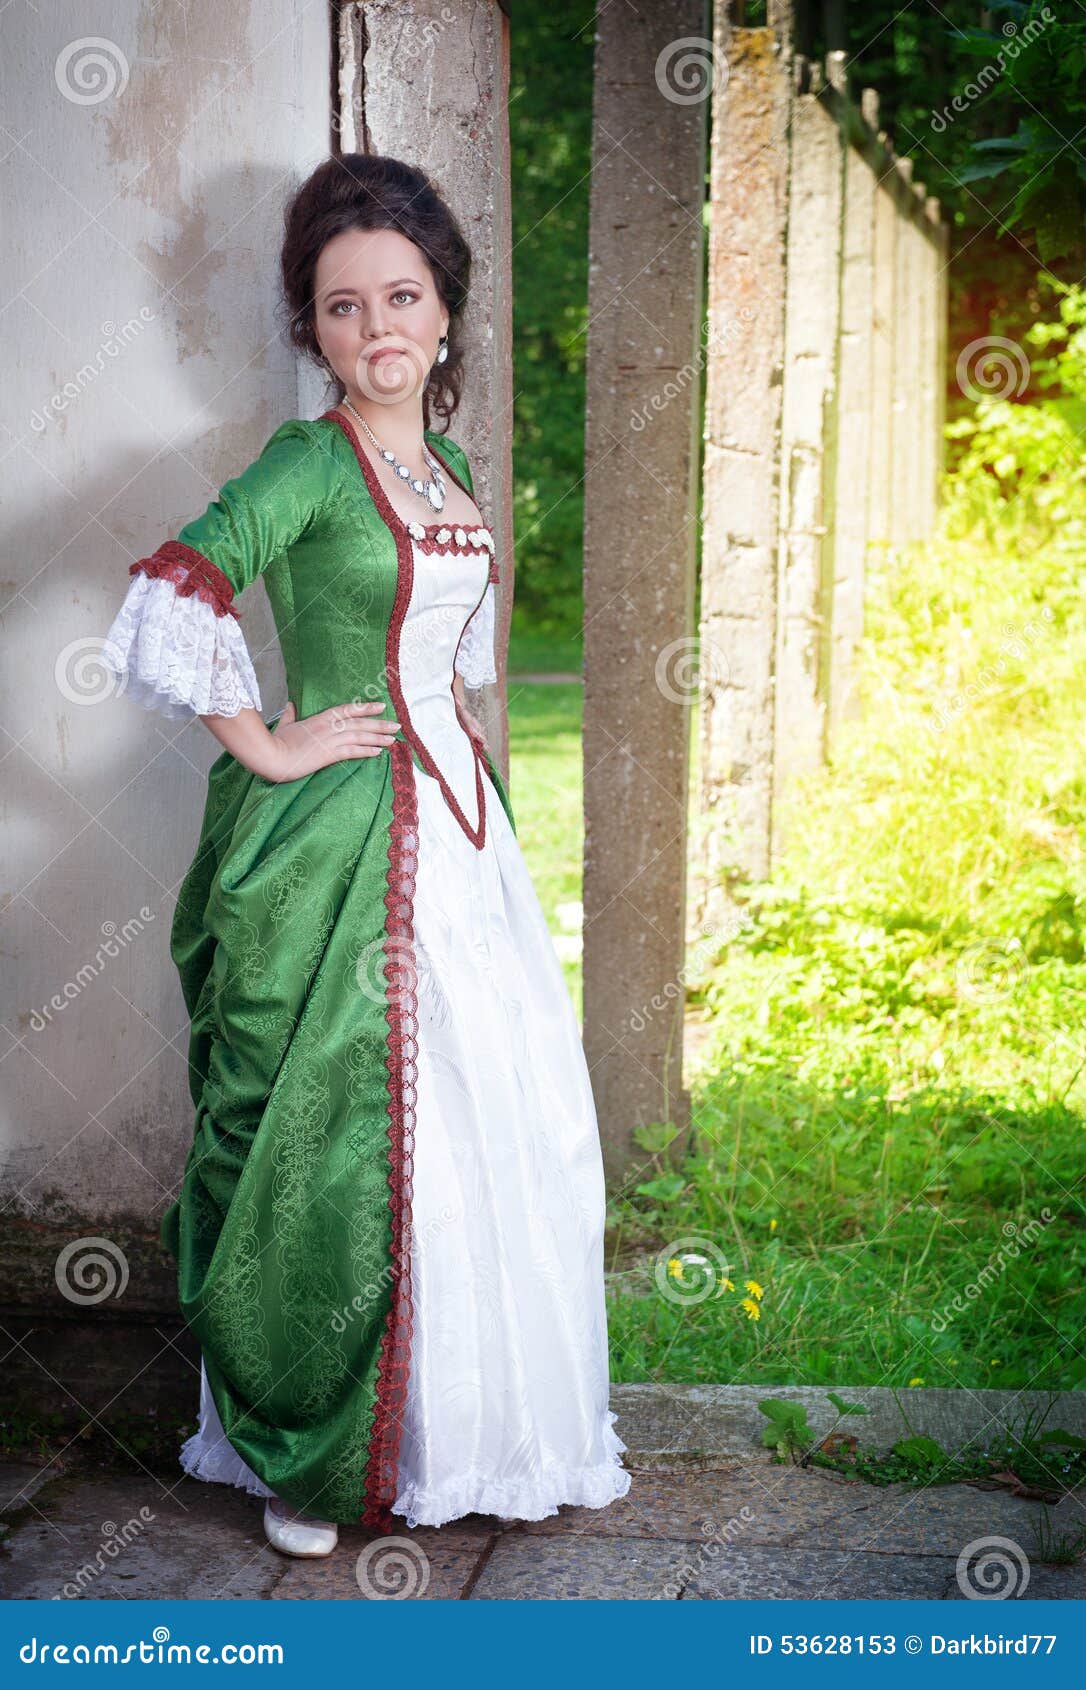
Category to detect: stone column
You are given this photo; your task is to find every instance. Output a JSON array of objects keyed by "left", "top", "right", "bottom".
[
  {"left": 934, "top": 212, "right": 950, "bottom": 501},
  {"left": 889, "top": 157, "right": 918, "bottom": 548},
  {"left": 771, "top": 57, "right": 844, "bottom": 852},
  {"left": 697, "top": 14, "right": 793, "bottom": 907},
  {"left": 867, "top": 154, "right": 897, "bottom": 558},
  {"left": 582, "top": 0, "right": 709, "bottom": 1180},
  {"left": 825, "top": 69, "right": 877, "bottom": 743}
]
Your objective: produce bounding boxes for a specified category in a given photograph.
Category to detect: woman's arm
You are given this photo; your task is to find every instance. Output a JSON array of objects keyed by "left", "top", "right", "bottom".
[
  {"left": 452, "top": 672, "right": 489, "bottom": 752},
  {"left": 198, "top": 705, "right": 282, "bottom": 779},
  {"left": 199, "top": 698, "right": 400, "bottom": 783}
]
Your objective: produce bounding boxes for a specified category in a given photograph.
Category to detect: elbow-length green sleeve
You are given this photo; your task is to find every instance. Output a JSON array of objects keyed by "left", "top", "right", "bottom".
[{"left": 100, "top": 419, "right": 339, "bottom": 720}]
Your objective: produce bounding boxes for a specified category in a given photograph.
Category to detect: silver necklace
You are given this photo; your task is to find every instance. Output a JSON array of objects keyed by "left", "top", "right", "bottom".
[{"left": 342, "top": 398, "right": 447, "bottom": 513}]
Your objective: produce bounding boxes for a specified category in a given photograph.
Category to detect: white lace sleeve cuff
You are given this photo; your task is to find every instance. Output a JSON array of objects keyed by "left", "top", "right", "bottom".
[
  {"left": 454, "top": 580, "right": 498, "bottom": 688},
  {"left": 101, "top": 567, "right": 262, "bottom": 721}
]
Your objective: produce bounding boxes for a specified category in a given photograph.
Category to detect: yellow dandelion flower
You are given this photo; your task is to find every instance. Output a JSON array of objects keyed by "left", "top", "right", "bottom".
[
  {"left": 717, "top": 1276, "right": 735, "bottom": 1293},
  {"left": 666, "top": 1258, "right": 682, "bottom": 1279},
  {"left": 908, "top": 1376, "right": 925, "bottom": 1386},
  {"left": 989, "top": 1359, "right": 1002, "bottom": 1369},
  {"left": 740, "top": 1297, "right": 761, "bottom": 1321},
  {"left": 745, "top": 1279, "right": 764, "bottom": 1300},
  {"left": 769, "top": 1218, "right": 778, "bottom": 1233}
]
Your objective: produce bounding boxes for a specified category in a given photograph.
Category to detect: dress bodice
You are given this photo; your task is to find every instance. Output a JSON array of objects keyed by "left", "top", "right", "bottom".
[{"left": 398, "top": 526, "right": 495, "bottom": 837}]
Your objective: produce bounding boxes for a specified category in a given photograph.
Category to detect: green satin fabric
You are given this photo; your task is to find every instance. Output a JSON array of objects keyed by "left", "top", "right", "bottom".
[{"left": 158, "top": 421, "right": 515, "bottom": 1524}]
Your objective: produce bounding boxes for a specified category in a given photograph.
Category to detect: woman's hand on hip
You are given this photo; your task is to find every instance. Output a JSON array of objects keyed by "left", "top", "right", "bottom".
[{"left": 266, "top": 700, "right": 401, "bottom": 783}]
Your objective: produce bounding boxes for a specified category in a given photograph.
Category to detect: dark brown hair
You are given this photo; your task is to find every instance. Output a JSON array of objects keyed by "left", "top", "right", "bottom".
[{"left": 279, "top": 153, "right": 471, "bottom": 431}]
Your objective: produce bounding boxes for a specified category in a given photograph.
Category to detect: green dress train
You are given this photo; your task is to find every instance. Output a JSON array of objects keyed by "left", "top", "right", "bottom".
[{"left": 100, "top": 408, "right": 632, "bottom": 1533}]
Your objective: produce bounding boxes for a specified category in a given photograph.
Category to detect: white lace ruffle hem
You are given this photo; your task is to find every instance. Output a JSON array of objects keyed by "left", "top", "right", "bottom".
[{"left": 100, "top": 570, "right": 262, "bottom": 720}]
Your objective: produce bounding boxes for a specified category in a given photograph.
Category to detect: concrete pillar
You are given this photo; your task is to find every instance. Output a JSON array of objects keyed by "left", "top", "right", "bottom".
[
  {"left": 582, "top": 0, "right": 709, "bottom": 1180},
  {"left": 934, "top": 213, "right": 950, "bottom": 501},
  {"left": 771, "top": 58, "right": 844, "bottom": 851},
  {"left": 339, "top": 0, "right": 514, "bottom": 780},
  {"left": 697, "top": 16, "right": 793, "bottom": 908},
  {"left": 825, "top": 71, "right": 877, "bottom": 744},
  {"left": 922, "top": 196, "right": 944, "bottom": 525},
  {"left": 867, "top": 165, "right": 897, "bottom": 556},
  {"left": 889, "top": 157, "right": 917, "bottom": 547}
]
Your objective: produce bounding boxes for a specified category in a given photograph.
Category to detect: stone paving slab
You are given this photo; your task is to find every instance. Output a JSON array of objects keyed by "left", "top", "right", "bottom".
[
  {"left": 468, "top": 1532, "right": 690, "bottom": 1600},
  {"left": 0, "top": 1460, "right": 64, "bottom": 1518},
  {"left": 518, "top": 1462, "right": 1075, "bottom": 1561},
  {"left": 613, "top": 1384, "right": 1086, "bottom": 1464},
  {"left": 272, "top": 1521, "right": 501, "bottom": 1602},
  {"left": 1, "top": 1456, "right": 1082, "bottom": 1602},
  {"left": 682, "top": 1546, "right": 959, "bottom": 1600},
  {"left": 0, "top": 1471, "right": 282, "bottom": 1602}
]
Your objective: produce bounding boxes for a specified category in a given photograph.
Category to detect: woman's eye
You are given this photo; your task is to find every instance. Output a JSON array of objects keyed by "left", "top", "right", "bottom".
[
  {"left": 333, "top": 301, "right": 356, "bottom": 315},
  {"left": 393, "top": 291, "right": 417, "bottom": 306}
]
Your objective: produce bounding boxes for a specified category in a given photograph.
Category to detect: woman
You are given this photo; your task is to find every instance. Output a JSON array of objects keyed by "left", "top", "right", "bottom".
[{"left": 99, "top": 154, "right": 631, "bottom": 1557}]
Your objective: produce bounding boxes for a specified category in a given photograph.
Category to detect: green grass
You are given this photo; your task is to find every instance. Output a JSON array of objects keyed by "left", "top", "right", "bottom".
[
  {"left": 506, "top": 675, "right": 586, "bottom": 1011},
  {"left": 509, "top": 514, "right": 1086, "bottom": 1399}
]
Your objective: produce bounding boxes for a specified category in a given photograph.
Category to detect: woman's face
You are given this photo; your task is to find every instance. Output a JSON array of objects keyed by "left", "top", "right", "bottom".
[{"left": 313, "top": 226, "right": 448, "bottom": 410}]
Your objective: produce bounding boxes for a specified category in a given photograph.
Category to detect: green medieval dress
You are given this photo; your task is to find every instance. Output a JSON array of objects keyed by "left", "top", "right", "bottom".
[{"left": 100, "top": 408, "right": 631, "bottom": 1533}]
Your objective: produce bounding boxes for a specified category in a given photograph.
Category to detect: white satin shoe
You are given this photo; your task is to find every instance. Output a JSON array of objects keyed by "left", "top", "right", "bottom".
[{"left": 263, "top": 1495, "right": 338, "bottom": 1557}]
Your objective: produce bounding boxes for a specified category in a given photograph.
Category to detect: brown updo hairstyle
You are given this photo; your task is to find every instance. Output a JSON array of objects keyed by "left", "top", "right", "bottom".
[{"left": 279, "top": 153, "right": 471, "bottom": 432}]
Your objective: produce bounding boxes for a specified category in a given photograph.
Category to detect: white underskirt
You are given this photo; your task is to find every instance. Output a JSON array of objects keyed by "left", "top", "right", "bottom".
[{"left": 181, "top": 749, "right": 631, "bottom": 1528}]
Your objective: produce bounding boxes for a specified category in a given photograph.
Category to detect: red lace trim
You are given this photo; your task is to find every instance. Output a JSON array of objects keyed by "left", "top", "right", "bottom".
[
  {"left": 361, "top": 735, "right": 420, "bottom": 1534},
  {"left": 130, "top": 540, "right": 240, "bottom": 621},
  {"left": 410, "top": 526, "right": 497, "bottom": 565}
]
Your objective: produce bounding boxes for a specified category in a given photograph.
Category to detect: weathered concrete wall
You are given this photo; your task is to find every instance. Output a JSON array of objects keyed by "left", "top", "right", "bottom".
[
  {"left": 582, "top": 0, "right": 708, "bottom": 1178},
  {"left": 1, "top": 1, "right": 332, "bottom": 1393}
]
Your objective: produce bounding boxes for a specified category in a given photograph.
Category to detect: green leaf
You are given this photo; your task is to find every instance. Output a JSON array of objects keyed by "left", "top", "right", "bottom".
[
  {"left": 634, "top": 1174, "right": 687, "bottom": 1202},
  {"left": 827, "top": 1391, "right": 871, "bottom": 1416}
]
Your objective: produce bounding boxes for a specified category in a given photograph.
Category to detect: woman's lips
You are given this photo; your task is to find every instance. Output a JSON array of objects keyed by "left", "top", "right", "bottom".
[{"left": 368, "top": 347, "right": 406, "bottom": 362}]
